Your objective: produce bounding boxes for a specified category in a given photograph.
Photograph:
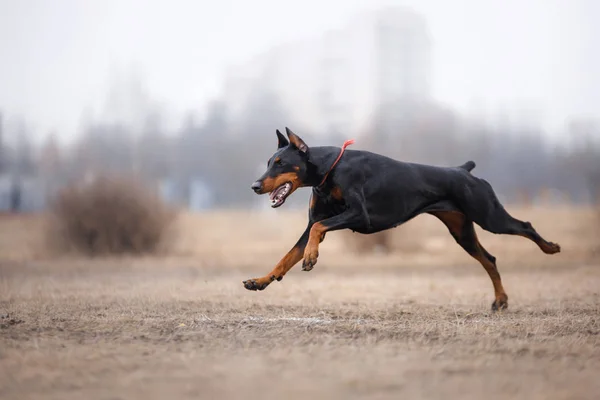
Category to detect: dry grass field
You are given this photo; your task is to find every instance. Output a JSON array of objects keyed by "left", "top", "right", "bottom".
[{"left": 1, "top": 206, "right": 599, "bottom": 399}]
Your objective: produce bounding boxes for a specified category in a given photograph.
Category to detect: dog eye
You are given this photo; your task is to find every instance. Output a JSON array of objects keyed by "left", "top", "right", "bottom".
[{"left": 275, "top": 159, "right": 283, "bottom": 166}]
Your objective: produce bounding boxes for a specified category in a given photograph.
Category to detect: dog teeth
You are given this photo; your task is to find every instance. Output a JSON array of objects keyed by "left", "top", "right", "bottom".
[{"left": 269, "top": 183, "right": 292, "bottom": 206}]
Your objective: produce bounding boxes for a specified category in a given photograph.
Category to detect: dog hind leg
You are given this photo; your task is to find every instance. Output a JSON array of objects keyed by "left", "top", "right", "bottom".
[
  {"left": 458, "top": 178, "right": 561, "bottom": 255},
  {"left": 430, "top": 210, "right": 509, "bottom": 311}
]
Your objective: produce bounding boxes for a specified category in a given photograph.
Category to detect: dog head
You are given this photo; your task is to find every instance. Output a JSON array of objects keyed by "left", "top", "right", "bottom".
[{"left": 251, "top": 127, "right": 311, "bottom": 208}]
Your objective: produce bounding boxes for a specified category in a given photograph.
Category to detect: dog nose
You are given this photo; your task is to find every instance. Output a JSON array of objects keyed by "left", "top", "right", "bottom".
[{"left": 251, "top": 181, "right": 263, "bottom": 193}]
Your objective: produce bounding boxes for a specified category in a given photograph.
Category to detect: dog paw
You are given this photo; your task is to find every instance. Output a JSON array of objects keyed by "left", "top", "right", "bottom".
[
  {"left": 491, "top": 299, "right": 508, "bottom": 312},
  {"left": 302, "top": 248, "right": 318, "bottom": 272},
  {"left": 242, "top": 278, "right": 271, "bottom": 291},
  {"left": 543, "top": 242, "right": 561, "bottom": 255}
]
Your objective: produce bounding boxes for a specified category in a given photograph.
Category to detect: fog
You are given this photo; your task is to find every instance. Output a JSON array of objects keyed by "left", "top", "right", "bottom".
[
  {"left": 2, "top": 0, "right": 599, "bottom": 137},
  {"left": 0, "top": 0, "right": 599, "bottom": 210}
]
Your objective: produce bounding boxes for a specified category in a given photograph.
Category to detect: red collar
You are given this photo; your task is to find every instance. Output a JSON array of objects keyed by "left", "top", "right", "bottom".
[{"left": 318, "top": 139, "right": 355, "bottom": 187}]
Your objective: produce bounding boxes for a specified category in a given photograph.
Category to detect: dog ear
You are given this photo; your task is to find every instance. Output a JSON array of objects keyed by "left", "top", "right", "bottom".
[
  {"left": 285, "top": 127, "right": 308, "bottom": 154},
  {"left": 276, "top": 129, "right": 289, "bottom": 149}
]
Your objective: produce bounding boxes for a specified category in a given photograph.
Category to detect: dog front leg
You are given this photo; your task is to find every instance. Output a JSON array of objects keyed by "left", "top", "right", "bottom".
[
  {"left": 302, "top": 205, "right": 369, "bottom": 272},
  {"left": 243, "top": 225, "right": 310, "bottom": 291}
]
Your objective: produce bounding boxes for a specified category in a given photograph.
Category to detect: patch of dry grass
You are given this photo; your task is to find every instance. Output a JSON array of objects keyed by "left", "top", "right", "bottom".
[
  {"left": 1, "top": 261, "right": 599, "bottom": 400},
  {"left": 595, "top": 204, "right": 600, "bottom": 256},
  {"left": 0, "top": 213, "right": 47, "bottom": 261},
  {"left": 0, "top": 206, "right": 598, "bottom": 399}
]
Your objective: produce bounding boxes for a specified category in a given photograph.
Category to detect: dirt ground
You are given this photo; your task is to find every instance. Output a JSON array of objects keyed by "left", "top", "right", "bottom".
[{"left": 1, "top": 207, "right": 599, "bottom": 399}]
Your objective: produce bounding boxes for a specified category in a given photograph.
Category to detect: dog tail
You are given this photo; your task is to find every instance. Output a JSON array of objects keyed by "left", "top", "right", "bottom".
[{"left": 458, "top": 160, "right": 476, "bottom": 172}]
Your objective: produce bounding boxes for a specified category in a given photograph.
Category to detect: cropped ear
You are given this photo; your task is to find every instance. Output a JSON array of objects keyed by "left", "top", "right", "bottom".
[
  {"left": 276, "top": 129, "right": 289, "bottom": 149},
  {"left": 285, "top": 127, "right": 308, "bottom": 153}
]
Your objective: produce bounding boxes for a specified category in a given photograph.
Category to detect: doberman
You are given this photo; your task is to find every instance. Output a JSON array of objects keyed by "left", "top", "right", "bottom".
[{"left": 244, "top": 127, "right": 561, "bottom": 311}]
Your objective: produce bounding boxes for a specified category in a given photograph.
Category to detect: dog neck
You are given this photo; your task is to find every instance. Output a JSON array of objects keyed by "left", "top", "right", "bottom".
[{"left": 306, "top": 146, "right": 349, "bottom": 188}]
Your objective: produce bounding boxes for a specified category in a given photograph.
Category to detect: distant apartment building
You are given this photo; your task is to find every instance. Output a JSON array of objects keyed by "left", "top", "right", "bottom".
[{"left": 222, "top": 7, "right": 432, "bottom": 138}]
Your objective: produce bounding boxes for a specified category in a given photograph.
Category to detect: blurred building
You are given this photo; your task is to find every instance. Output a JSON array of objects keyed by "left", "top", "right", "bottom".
[{"left": 222, "top": 7, "right": 431, "bottom": 139}]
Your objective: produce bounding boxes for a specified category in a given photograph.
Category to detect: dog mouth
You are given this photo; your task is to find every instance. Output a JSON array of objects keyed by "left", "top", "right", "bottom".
[{"left": 269, "top": 182, "right": 293, "bottom": 208}]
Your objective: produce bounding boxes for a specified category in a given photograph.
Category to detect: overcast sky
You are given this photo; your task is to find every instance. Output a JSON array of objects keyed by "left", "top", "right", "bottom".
[{"left": 0, "top": 0, "right": 598, "bottom": 141}]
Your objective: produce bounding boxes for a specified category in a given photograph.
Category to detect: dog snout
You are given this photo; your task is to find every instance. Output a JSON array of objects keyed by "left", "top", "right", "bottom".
[{"left": 251, "top": 181, "right": 263, "bottom": 194}]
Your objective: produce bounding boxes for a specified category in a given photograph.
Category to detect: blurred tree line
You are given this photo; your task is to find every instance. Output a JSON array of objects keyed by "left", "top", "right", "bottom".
[{"left": 1, "top": 77, "right": 599, "bottom": 210}]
